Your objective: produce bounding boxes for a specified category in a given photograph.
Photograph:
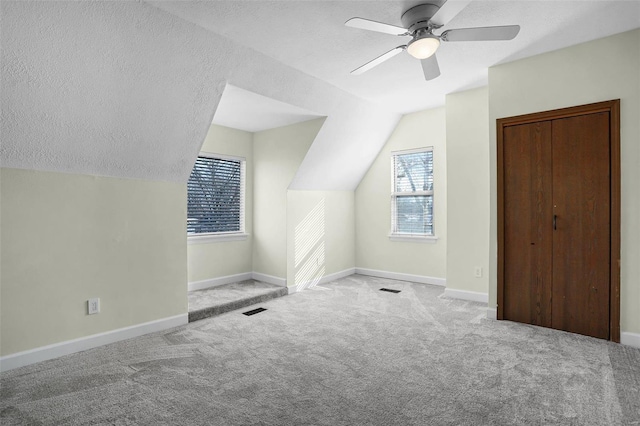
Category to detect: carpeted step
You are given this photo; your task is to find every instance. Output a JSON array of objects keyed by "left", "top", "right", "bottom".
[{"left": 188, "top": 285, "right": 287, "bottom": 322}]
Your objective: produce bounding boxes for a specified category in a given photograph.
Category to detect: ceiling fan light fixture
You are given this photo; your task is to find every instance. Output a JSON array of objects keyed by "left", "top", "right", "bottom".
[{"left": 407, "top": 35, "right": 440, "bottom": 59}]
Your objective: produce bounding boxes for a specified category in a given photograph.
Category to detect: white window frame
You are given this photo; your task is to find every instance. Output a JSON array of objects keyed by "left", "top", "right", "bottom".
[
  {"left": 389, "top": 147, "right": 437, "bottom": 243},
  {"left": 187, "top": 152, "right": 248, "bottom": 244}
]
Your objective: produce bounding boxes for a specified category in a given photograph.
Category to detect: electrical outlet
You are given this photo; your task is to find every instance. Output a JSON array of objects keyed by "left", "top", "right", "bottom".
[
  {"left": 88, "top": 298, "right": 100, "bottom": 315},
  {"left": 474, "top": 267, "right": 483, "bottom": 278}
]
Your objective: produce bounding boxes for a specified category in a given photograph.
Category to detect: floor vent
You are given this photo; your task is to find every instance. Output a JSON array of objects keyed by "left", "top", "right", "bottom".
[
  {"left": 243, "top": 307, "right": 267, "bottom": 316},
  {"left": 380, "top": 288, "right": 401, "bottom": 293}
]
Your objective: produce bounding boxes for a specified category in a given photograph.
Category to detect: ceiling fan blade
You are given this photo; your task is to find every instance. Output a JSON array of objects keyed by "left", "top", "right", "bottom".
[
  {"left": 351, "top": 46, "right": 406, "bottom": 75},
  {"left": 345, "top": 17, "right": 409, "bottom": 36},
  {"left": 441, "top": 25, "right": 520, "bottom": 42},
  {"left": 429, "top": 0, "right": 473, "bottom": 27},
  {"left": 421, "top": 55, "right": 441, "bottom": 81}
]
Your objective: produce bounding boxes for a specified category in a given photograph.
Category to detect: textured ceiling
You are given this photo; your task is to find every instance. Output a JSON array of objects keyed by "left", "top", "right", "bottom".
[
  {"left": 151, "top": 0, "right": 640, "bottom": 116},
  {"left": 3, "top": 1, "right": 638, "bottom": 190},
  {"left": 1, "top": 1, "right": 399, "bottom": 189},
  {"left": 1, "top": 1, "right": 224, "bottom": 183}
]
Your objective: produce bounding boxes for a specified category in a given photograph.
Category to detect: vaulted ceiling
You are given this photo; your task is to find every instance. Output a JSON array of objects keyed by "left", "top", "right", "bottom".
[
  {"left": 152, "top": 0, "right": 640, "bottom": 115},
  {"left": 2, "top": 1, "right": 639, "bottom": 190}
]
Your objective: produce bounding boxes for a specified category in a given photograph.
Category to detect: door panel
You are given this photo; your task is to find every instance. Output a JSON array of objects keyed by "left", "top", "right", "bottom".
[
  {"left": 503, "top": 122, "right": 553, "bottom": 327},
  {"left": 498, "top": 100, "right": 620, "bottom": 342},
  {"left": 551, "top": 112, "right": 610, "bottom": 339}
]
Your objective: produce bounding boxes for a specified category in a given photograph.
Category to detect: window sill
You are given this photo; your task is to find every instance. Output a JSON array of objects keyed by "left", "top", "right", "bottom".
[
  {"left": 388, "top": 234, "right": 438, "bottom": 243},
  {"left": 188, "top": 233, "right": 249, "bottom": 244}
]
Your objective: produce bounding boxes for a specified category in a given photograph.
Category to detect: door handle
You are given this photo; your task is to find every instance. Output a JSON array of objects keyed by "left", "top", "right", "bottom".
[{"left": 553, "top": 215, "right": 557, "bottom": 230}]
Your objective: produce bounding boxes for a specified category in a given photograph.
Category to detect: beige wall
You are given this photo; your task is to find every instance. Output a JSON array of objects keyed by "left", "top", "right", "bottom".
[
  {"left": 488, "top": 29, "right": 640, "bottom": 334},
  {"left": 252, "top": 118, "right": 325, "bottom": 280},
  {"left": 286, "top": 190, "right": 355, "bottom": 289},
  {"left": 5, "top": 30, "right": 637, "bottom": 360},
  {"left": 0, "top": 168, "right": 187, "bottom": 356},
  {"left": 355, "top": 107, "right": 447, "bottom": 279},
  {"left": 187, "top": 124, "right": 254, "bottom": 283},
  {"left": 445, "top": 87, "right": 490, "bottom": 294}
]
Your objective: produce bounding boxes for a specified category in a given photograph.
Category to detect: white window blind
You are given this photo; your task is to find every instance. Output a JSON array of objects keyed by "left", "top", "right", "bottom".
[
  {"left": 391, "top": 148, "right": 434, "bottom": 236},
  {"left": 187, "top": 154, "right": 245, "bottom": 235}
]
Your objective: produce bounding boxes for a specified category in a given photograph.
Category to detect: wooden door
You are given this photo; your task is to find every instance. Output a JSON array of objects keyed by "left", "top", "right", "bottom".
[
  {"left": 551, "top": 113, "right": 610, "bottom": 339},
  {"left": 497, "top": 100, "right": 620, "bottom": 342},
  {"left": 502, "top": 122, "right": 553, "bottom": 327}
]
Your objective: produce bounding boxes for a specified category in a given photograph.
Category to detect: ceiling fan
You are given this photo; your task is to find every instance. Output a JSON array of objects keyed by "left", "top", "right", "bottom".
[{"left": 345, "top": 1, "right": 520, "bottom": 80}]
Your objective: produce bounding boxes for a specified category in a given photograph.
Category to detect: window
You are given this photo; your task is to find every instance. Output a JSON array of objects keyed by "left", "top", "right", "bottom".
[
  {"left": 187, "top": 153, "right": 246, "bottom": 239},
  {"left": 390, "top": 148, "right": 435, "bottom": 239}
]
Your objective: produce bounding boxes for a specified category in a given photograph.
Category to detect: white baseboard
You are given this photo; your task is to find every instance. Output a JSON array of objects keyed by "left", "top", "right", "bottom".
[
  {"left": 189, "top": 271, "right": 287, "bottom": 291},
  {"left": 289, "top": 268, "right": 356, "bottom": 293},
  {"left": 621, "top": 331, "right": 640, "bottom": 349},
  {"left": 188, "top": 272, "right": 252, "bottom": 292},
  {"left": 486, "top": 307, "right": 497, "bottom": 320},
  {"left": 443, "top": 288, "right": 489, "bottom": 304},
  {"left": 252, "top": 272, "right": 287, "bottom": 287},
  {"left": 355, "top": 267, "right": 446, "bottom": 287},
  {"left": 0, "top": 314, "right": 188, "bottom": 372},
  {"left": 322, "top": 267, "right": 356, "bottom": 283}
]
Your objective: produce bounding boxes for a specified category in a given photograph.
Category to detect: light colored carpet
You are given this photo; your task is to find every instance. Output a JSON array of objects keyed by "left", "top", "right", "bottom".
[{"left": 1, "top": 274, "right": 639, "bottom": 425}]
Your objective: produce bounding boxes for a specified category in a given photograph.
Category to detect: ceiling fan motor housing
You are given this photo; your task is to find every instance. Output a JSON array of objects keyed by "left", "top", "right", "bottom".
[{"left": 401, "top": 3, "right": 441, "bottom": 34}]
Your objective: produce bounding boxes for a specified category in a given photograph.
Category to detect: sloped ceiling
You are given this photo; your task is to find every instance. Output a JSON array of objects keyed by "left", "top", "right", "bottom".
[
  {"left": 150, "top": 0, "right": 640, "bottom": 114},
  {"left": 0, "top": 1, "right": 400, "bottom": 189},
  {"left": 213, "top": 84, "right": 324, "bottom": 133},
  {"left": 2, "top": 1, "right": 639, "bottom": 190}
]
